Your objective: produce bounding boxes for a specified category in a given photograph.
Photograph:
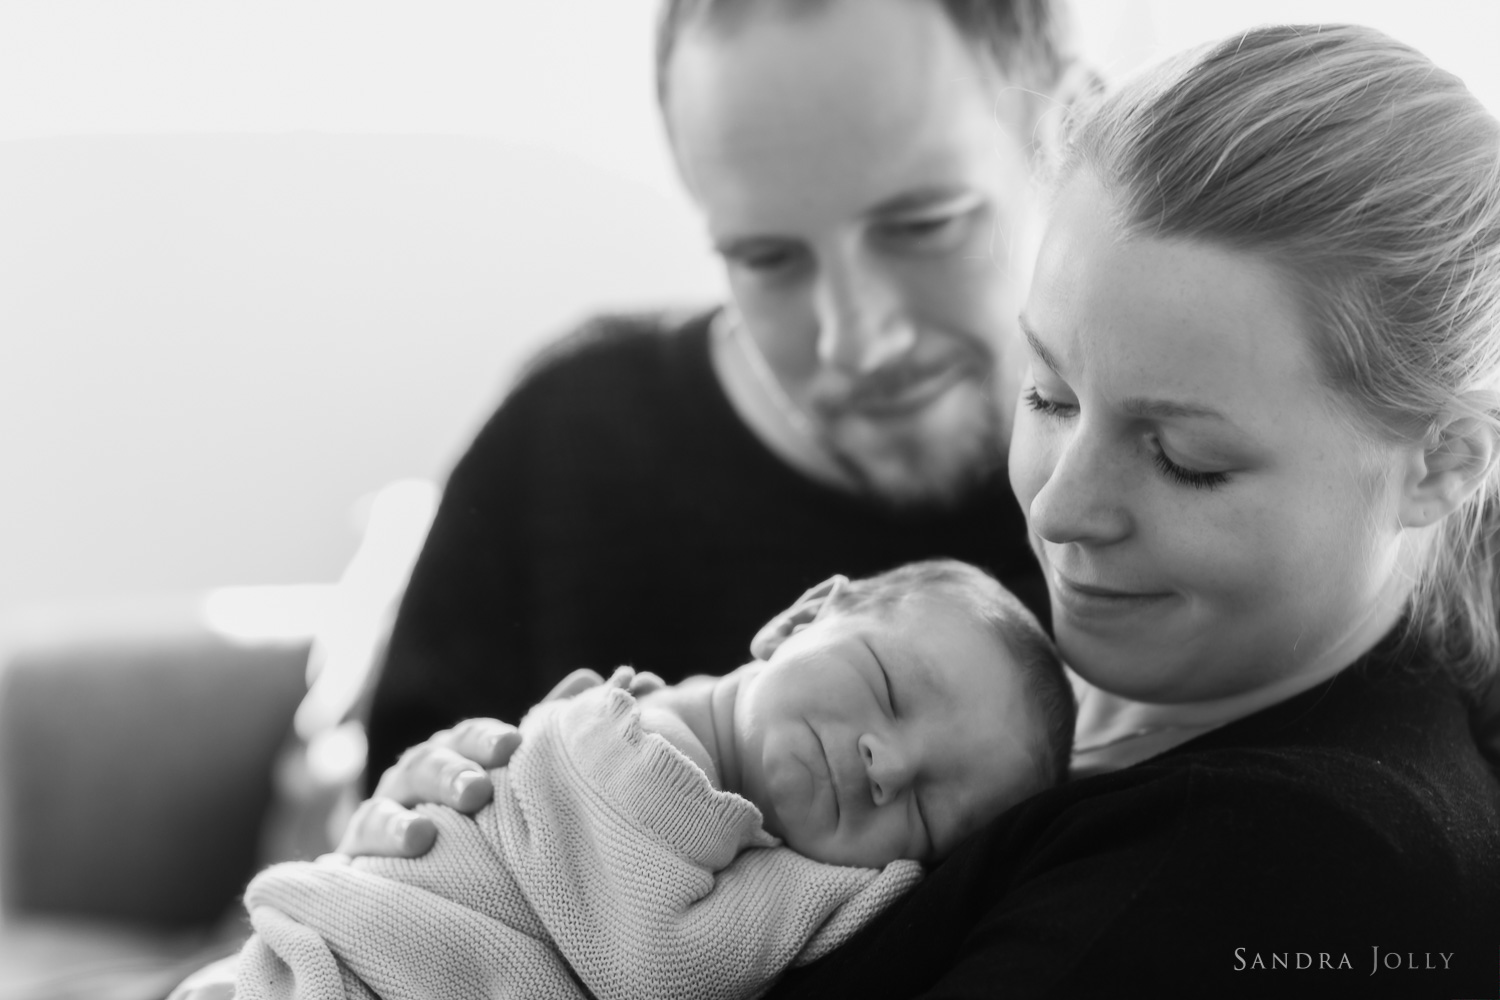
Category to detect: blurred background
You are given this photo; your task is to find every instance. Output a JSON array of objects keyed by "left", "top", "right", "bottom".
[{"left": 1, "top": 0, "right": 1496, "bottom": 613}]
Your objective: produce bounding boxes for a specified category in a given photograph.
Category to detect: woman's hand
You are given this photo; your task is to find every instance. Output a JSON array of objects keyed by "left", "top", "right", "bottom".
[{"left": 336, "top": 668, "right": 664, "bottom": 858}]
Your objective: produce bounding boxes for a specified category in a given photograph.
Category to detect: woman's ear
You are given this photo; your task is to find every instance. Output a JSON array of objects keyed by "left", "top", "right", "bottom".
[
  {"left": 748, "top": 575, "right": 849, "bottom": 662},
  {"left": 1398, "top": 415, "right": 1499, "bottom": 528}
]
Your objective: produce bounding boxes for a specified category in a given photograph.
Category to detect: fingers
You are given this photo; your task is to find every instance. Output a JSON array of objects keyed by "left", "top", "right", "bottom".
[
  {"left": 340, "top": 716, "right": 521, "bottom": 860},
  {"left": 373, "top": 741, "right": 496, "bottom": 812},
  {"left": 628, "top": 670, "right": 666, "bottom": 697},
  {"left": 335, "top": 797, "right": 438, "bottom": 858},
  {"left": 544, "top": 667, "right": 607, "bottom": 702},
  {"left": 442, "top": 717, "right": 524, "bottom": 769}
]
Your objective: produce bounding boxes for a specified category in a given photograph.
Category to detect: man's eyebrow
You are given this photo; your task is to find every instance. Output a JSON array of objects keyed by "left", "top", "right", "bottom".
[
  {"left": 867, "top": 185, "right": 977, "bottom": 216},
  {"left": 1017, "top": 315, "right": 1061, "bottom": 374},
  {"left": 710, "top": 233, "right": 789, "bottom": 257}
]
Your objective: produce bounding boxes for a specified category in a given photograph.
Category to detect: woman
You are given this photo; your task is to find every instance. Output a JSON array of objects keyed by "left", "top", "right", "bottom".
[
  {"left": 766, "top": 23, "right": 1500, "bottom": 998},
  {"left": 325, "top": 21, "right": 1500, "bottom": 1000}
]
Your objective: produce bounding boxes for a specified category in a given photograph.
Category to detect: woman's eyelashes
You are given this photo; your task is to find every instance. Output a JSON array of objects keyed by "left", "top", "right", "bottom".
[
  {"left": 1023, "top": 386, "right": 1075, "bottom": 419},
  {"left": 1024, "top": 385, "right": 1230, "bottom": 490},
  {"left": 1151, "top": 446, "right": 1229, "bottom": 490}
]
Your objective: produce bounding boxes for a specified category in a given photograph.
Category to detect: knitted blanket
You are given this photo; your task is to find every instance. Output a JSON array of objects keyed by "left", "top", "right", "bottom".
[{"left": 235, "top": 668, "right": 924, "bottom": 999}]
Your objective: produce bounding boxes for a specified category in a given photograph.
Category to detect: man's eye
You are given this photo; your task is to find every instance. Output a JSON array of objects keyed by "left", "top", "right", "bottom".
[
  {"left": 725, "top": 243, "right": 808, "bottom": 279},
  {"left": 884, "top": 216, "right": 954, "bottom": 238},
  {"left": 874, "top": 206, "right": 980, "bottom": 253}
]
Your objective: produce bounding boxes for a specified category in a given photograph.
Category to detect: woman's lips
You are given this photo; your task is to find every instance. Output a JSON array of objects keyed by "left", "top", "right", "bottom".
[{"left": 1049, "top": 568, "right": 1175, "bottom": 620}]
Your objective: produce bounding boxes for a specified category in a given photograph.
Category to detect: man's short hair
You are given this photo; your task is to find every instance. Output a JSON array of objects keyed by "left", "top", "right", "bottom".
[{"left": 655, "top": 0, "right": 1077, "bottom": 113}]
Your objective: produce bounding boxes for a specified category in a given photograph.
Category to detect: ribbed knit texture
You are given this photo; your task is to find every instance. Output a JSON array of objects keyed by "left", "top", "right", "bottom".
[{"left": 237, "top": 668, "right": 923, "bottom": 999}]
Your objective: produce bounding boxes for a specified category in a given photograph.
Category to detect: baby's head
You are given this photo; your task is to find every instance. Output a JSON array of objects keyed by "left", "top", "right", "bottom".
[{"left": 731, "top": 560, "right": 1071, "bottom": 868}]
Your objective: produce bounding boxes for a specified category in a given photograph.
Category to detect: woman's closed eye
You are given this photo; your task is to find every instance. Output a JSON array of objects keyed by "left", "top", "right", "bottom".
[
  {"left": 1151, "top": 445, "right": 1228, "bottom": 490},
  {"left": 1023, "top": 385, "right": 1077, "bottom": 419},
  {"left": 1026, "top": 386, "right": 1230, "bottom": 490}
]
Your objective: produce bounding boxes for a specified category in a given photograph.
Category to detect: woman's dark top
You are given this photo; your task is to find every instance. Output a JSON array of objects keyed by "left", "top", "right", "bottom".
[
  {"left": 365, "top": 309, "right": 1045, "bottom": 783},
  {"left": 766, "top": 637, "right": 1500, "bottom": 999}
]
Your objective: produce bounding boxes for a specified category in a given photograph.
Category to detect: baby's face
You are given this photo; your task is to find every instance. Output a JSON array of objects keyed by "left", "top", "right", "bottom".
[{"left": 731, "top": 593, "right": 1040, "bottom": 867}]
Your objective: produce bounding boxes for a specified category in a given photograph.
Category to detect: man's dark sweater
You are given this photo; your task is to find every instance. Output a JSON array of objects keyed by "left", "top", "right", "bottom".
[{"left": 366, "top": 309, "right": 1045, "bottom": 781}]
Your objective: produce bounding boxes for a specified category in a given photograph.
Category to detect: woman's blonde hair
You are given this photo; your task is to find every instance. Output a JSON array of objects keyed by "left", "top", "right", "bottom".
[{"left": 1055, "top": 24, "right": 1500, "bottom": 692}]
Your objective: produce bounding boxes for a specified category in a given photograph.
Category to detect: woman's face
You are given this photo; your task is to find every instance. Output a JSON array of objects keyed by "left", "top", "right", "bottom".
[{"left": 1008, "top": 175, "right": 1420, "bottom": 703}]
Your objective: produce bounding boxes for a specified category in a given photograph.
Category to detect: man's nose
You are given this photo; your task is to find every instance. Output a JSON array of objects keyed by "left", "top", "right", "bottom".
[
  {"left": 813, "top": 256, "right": 916, "bottom": 376},
  {"left": 858, "top": 733, "right": 915, "bottom": 807},
  {"left": 1027, "top": 421, "right": 1133, "bottom": 546}
]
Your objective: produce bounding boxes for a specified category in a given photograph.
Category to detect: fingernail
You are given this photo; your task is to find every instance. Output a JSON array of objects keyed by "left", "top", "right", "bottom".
[
  {"left": 451, "top": 769, "right": 484, "bottom": 799},
  {"left": 392, "top": 814, "right": 414, "bottom": 841}
]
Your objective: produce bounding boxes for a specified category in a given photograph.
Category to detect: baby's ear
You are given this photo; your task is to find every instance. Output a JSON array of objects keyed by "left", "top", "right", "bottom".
[{"left": 748, "top": 575, "right": 849, "bottom": 661}]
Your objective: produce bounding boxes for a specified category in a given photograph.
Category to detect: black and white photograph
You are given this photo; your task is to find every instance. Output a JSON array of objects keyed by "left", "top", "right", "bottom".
[{"left": 1, "top": 2, "right": 1497, "bottom": 998}]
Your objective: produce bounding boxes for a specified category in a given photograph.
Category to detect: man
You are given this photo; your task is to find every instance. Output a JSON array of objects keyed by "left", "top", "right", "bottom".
[{"left": 355, "top": 0, "right": 1086, "bottom": 853}]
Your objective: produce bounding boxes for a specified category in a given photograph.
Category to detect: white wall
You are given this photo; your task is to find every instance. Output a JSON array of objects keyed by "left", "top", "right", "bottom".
[
  {"left": 0, "top": 4, "right": 723, "bottom": 610},
  {"left": 1072, "top": 0, "right": 1499, "bottom": 104},
  {"left": 0, "top": 1, "right": 1492, "bottom": 610}
]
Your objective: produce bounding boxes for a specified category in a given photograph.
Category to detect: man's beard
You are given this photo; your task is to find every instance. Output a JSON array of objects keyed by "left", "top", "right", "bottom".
[{"left": 816, "top": 378, "right": 1008, "bottom": 510}]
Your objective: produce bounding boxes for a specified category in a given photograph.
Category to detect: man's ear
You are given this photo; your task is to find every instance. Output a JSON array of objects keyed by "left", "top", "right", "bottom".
[
  {"left": 1026, "top": 59, "right": 1105, "bottom": 160},
  {"left": 1398, "top": 415, "right": 1499, "bottom": 529},
  {"left": 749, "top": 575, "right": 849, "bottom": 662}
]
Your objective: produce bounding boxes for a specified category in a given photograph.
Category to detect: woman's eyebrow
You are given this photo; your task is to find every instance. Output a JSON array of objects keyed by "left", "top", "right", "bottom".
[
  {"left": 1017, "top": 315, "right": 1062, "bottom": 374},
  {"left": 1020, "top": 313, "right": 1237, "bottom": 427},
  {"left": 1122, "top": 397, "right": 1228, "bottom": 421}
]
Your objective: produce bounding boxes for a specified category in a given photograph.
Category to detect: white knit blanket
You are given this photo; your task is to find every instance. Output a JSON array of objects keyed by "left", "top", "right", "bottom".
[{"left": 235, "top": 668, "right": 923, "bottom": 1000}]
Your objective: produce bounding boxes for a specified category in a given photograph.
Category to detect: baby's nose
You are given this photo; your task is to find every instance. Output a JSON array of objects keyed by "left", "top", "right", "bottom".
[{"left": 859, "top": 733, "right": 913, "bottom": 806}]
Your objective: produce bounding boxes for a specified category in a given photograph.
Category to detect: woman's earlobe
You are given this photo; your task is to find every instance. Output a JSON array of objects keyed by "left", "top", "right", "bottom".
[{"left": 1398, "top": 415, "right": 1499, "bottom": 528}]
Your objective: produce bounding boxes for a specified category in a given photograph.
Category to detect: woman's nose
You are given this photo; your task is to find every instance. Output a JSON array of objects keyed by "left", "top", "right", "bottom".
[
  {"left": 1025, "top": 423, "right": 1132, "bottom": 546},
  {"left": 858, "top": 733, "right": 915, "bottom": 806}
]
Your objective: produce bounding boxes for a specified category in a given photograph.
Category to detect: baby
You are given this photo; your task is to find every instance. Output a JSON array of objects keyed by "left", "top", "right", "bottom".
[
  {"left": 635, "top": 557, "right": 1072, "bottom": 867},
  {"left": 228, "top": 559, "right": 1071, "bottom": 1000}
]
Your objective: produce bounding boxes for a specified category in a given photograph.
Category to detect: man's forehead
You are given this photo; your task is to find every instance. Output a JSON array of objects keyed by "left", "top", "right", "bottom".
[{"left": 665, "top": 0, "right": 1032, "bottom": 221}]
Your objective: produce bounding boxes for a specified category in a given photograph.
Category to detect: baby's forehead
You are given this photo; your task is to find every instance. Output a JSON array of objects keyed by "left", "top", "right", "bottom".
[{"left": 848, "top": 591, "right": 1023, "bottom": 693}]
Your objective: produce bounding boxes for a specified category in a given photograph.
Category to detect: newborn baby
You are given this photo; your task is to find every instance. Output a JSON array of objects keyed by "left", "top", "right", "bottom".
[
  {"left": 637, "top": 558, "right": 1072, "bottom": 867},
  {"left": 230, "top": 559, "right": 1071, "bottom": 1000}
]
